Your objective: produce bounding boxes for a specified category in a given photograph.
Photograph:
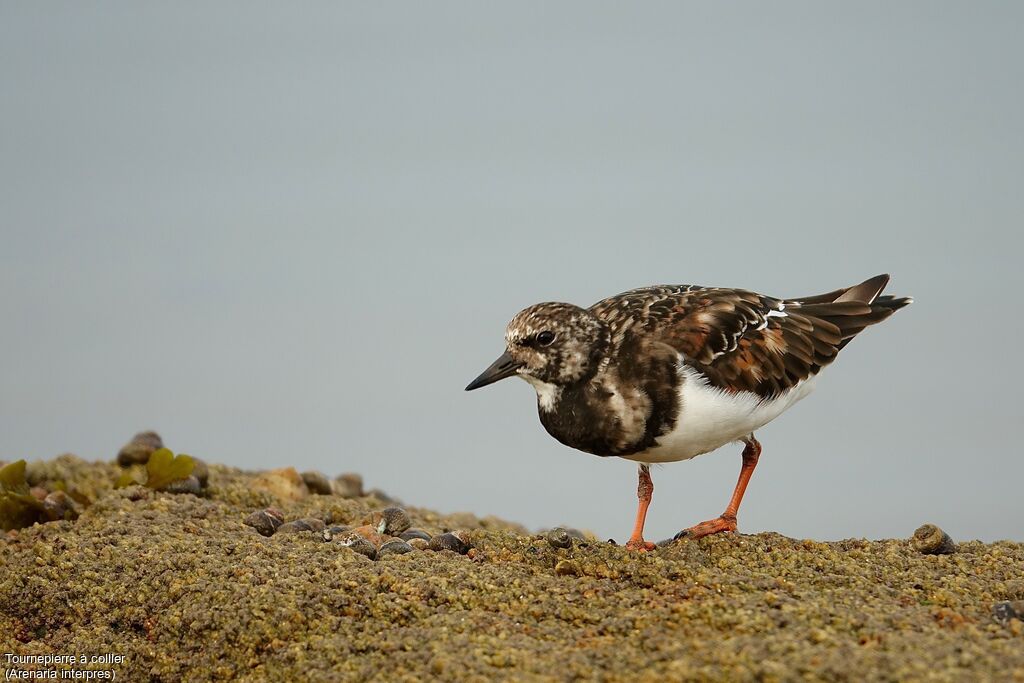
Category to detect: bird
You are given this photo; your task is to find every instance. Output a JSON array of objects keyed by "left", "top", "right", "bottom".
[{"left": 465, "top": 274, "right": 911, "bottom": 550}]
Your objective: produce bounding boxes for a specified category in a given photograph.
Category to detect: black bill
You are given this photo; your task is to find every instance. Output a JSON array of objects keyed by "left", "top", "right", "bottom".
[{"left": 465, "top": 351, "right": 524, "bottom": 391}]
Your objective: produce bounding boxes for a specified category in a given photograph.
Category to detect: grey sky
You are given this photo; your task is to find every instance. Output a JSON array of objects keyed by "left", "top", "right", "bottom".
[{"left": 2, "top": 3, "right": 1021, "bottom": 542}]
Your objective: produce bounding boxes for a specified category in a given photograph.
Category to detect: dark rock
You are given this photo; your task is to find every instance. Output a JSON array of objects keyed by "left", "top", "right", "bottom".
[
  {"left": 340, "top": 533, "right": 377, "bottom": 560},
  {"left": 244, "top": 510, "right": 283, "bottom": 537},
  {"left": 992, "top": 601, "right": 1024, "bottom": 625},
  {"left": 912, "top": 524, "right": 956, "bottom": 555},
  {"left": 400, "top": 528, "right": 431, "bottom": 542},
  {"left": 428, "top": 532, "right": 469, "bottom": 555},
  {"left": 299, "top": 518, "right": 326, "bottom": 532},
  {"left": 191, "top": 459, "right": 209, "bottom": 487},
  {"left": 546, "top": 528, "right": 573, "bottom": 549},
  {"left": 164, "top": 475, "right": 202, "bottom": 496},
  {"left": 277, "top": 520, "right": 315, "bottom": 534},
  {"left": 41, "top": 491, "right": 80, "bottom": 522},
  {"left": 301, "top": 471, "right": 333, "bottom": 495},
  {"left": 117, "top": 431, "right": 163, "bottom": 466},
  {"left": 333, "top": 473, "right": 363, "bottom": 498},
  {"left": 376, "top": 507, "right": 411, "bottom": 535},
  {"left": 378, "top": 539, "right": 414, "bottom": 558}
]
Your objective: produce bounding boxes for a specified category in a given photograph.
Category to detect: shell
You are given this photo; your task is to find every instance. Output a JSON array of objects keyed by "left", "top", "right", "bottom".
[
  {"left": 407, "top": 538, "right": 429, "bottom": 551},
  {"left": 340, "top": 533, "right": 378, "bottom": 560},
  {"left": 244, "top": 510, "right": 283, "bottom": 537},
  {"left": 546, "top": 528, "right": 572, "bottom": 549},
  {"left": 428, "top": 532, "right": 469, "bottom": 555},
  {"left": 276, "top": 520, "right": 314, "bottom": 534},
  {"left": 116, "top": 431, "right": 163, "bottom": 466},
  {"left": 912, "top": 524, "right": 956, "bottom": 555},
  {"left": 378, "top": 539, "right": 414, "bottom": 558},
  {"left": 164, "top": 475, "right": 202, "bottom": 496},
  {"left": 376, "top": 507, "right": 411, "bottom": 536}
]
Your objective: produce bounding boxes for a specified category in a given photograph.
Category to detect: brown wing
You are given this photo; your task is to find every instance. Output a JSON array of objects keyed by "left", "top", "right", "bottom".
[{"left": 590, "top": 276, "right": 910, "bottom": 399}]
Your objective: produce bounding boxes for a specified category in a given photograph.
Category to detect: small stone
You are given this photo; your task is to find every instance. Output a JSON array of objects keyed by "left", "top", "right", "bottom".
[
  {"left": 428, "top": 532, "right": 469, "bottom": 555},
  {"left": 340, "top": 533, "right": 377, "bottom": 560},
  {"left": 244, "top": 510, "right": 283, "bottom": 537},
  {"left": 555, "top": 560, "right": 581, "bottom": 577},
  {"left": 116, "top": 431, "right": 164, "bottom": 466},
  {"left": 912, "top": 524, "right": 956, "bottom": 555},
  {"left": 301, "top": 471, "right": 333, "bottom": 495},
  {"left": 276, "top": 520, "right": 314, "bottom": 534},
  {"left": 321, "top": 528, "right": 333, "bottom": 542},
  {"left": 993, "top": 601, "right": 1024, "bottom": 625},
  {"left": 252, "top": 467, "right": 308, "bottom": 502},
  {"left": 41, "top": 491, "right": 79, "bottom": 522},
  {"left": 375, "top": 507, "right": 411, "bottom": 535},
  {"left": 408, "top": 538, "right": 429, "bottom": 550},
  {"left": 124, "top": 486, "right": 150, "bottom": 502},
  {"left": 564, "top": 528, "right": 587, "bottom": 541},
  {"left": 333, "top": 473, "right": 364, "bottom": 498},
  {"left": 546, "top": 528, "right": 573, "bottom": 549},
  {"left": 400, "top": 528, "right": 431, "bottom": 542},
  {"left": 265, "top": 507, "right": 285, "bottom": 523},
  {"left": 163, "top": 475, "right": 202, "bottom": 495},
  {"left": 300, "top": 518, "right": 326, "bottom": 532},
  {"left": 367, "top": 488, "right": 400, "bottom": 504},
  {"left": 191, "top": 458, "right": 209, "bottom": 487},
  {"left": 328, "top": 525, "right": 351, "bottom": 535},
  {"left": 378, "top": 539, "right": 414, "bottom": 558}
]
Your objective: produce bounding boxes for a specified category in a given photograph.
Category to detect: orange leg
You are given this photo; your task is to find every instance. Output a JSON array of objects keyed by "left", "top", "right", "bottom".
[
  {"left": 675, "top": 436, "right": 762, "bottom": 541},
  {"left": 625, "top": 464, "right": 656, "bottom": 551}
]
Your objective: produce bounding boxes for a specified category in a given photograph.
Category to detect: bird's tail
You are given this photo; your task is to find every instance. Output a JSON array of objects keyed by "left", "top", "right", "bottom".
[{"left": 789, "top": 274, "right": 912, "bottom": 347}]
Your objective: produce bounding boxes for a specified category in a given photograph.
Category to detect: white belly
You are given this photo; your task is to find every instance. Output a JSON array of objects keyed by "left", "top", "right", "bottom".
[{"left": 623, "top": 364, "right": 817, "bottom": 464}]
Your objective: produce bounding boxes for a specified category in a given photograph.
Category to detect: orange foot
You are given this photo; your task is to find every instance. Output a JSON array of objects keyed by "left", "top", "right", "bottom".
[
  {"left": 624, "top": 538, "right": 656, "bottom": 551},
  {"left": 673, "top": 515, "right": 737, "bottom": 541}
]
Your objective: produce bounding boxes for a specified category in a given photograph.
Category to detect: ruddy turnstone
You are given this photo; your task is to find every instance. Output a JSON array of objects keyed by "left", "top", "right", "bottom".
[{"left": 466, "top": 274, "right": 911, "bottom": 550}]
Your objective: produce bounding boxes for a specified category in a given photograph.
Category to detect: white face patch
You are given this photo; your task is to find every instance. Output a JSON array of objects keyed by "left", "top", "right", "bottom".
[{"left": 520, "top": 374, "right": 563, "bottom": 412}]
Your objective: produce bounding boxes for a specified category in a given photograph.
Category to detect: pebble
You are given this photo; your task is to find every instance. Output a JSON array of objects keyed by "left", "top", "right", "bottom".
[
  {"left": 251, "top": 468, "right": 308, "bottom": 502},
  {"left": 992, "top": 601, "right": 1024, "bottom": 625},
  {"left": 407, "top": 538, "right": 429, "bottom": 551},
  {"left": 328, "top": 525, "right": 352, "bottom": 535},
  {"left": 375, "top": 507, "right": 411, "bottom": 535},
  {"left": 378, "top": 539, "right": 414, "bottom": 558},
  {"left": 41, "top": 491, "right": 79, "bottom": 522},
  {"left": 333, "top": 473, "right": 364, "bottom": 498},
  {"left": 164, "top": 475, "right": 202, "bottom": 496},
  {"left": 400, "top": 528, "right": 431, "bottom": 542},
  {"left": 301, "top": 471, "right": 333, "bottom": 495},
  {"left": 276, "top": 520, "right": 315, "bottom": 534},
  {"left": 912, "top": 524, "right": 956, "bottom": 555},
  {"left": 116, "top": 431, "right": 163, "bottom": 466},
  {"left": 546, "top": 528, "right": 573, "bottom": 549},
  {"left": 191, "top": 458, "right": 210, "bottom": 488},
  {"left": 340, "top": 533, "right": 377, "bottom": 560},
  {"left": 367, "top": 488, "right": 400, "bottom": 504},
  {"left": 300, "top": 518, "right": 326, "bottom": 532},
  {"left": 428, "top": 532, "right": 469, "bottom": 555},
  {"left": 244, "top": 510, "right": 283, "bottom": 537},
  {"left": 554, "top": 559, "right": 581, "bottom": 577}
]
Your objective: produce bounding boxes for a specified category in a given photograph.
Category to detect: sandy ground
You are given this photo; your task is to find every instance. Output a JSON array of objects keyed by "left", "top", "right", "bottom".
[{"left": 1, "top": 454, "right": 1022, "bottom": 682}]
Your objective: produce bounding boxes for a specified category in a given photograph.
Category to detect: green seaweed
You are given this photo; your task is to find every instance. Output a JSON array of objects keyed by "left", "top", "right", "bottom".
[
  {"left": 144, "top": 449, "right": 195, "bottom": 490},
  {"left": 0, "top": 459, "right": 44, "bottom": 531}
]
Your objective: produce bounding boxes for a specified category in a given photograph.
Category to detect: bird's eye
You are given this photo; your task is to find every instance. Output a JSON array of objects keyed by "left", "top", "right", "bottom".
[{"left": 536, "top": 330, "right": 556, "bottom": 346}]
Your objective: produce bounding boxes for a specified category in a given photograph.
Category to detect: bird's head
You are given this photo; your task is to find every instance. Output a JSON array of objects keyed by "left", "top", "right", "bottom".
[{"left": 465, "top": 302, "right": 611, "bottom": 393}]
